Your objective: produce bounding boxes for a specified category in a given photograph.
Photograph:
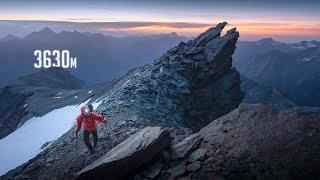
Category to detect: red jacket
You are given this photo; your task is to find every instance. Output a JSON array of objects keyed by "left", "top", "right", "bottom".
[{"left": 76, "top": 112, "right": 105, "bottom": 132}]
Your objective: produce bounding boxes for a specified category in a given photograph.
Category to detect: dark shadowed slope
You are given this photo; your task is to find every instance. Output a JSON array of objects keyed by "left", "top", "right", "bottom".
[
  {"left": 241, "top": 75, "right": 295, "bottom": 110},
  {"left": 234, "top": 39, "right": 320, "bottom": 106}
]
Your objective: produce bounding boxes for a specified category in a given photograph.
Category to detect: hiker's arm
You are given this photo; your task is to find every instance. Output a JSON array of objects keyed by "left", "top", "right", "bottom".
[
  {"left": 76, "top": 116, "right": 82, "bottom": 132},
  {"left": 92, "top": 112, "right": 105, "bottom": 123}
]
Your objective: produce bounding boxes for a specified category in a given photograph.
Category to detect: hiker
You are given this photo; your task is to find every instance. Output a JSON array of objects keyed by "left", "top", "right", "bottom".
[{"left": 76, "top": 104, "right": 105, "bottom": 154}]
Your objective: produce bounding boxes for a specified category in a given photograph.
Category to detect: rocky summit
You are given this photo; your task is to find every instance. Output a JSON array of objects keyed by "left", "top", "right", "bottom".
[
  {"left": 1, "top": 22, "right": 244, "bottom": 179},
  {"left": 97, "top": 22, "right": 243, "bottom": 130}
]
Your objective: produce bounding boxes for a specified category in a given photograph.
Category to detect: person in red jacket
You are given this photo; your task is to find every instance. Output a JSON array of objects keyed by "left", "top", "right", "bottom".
[{"left": 76, "top": 104, "right": 105, "bottom": 154}]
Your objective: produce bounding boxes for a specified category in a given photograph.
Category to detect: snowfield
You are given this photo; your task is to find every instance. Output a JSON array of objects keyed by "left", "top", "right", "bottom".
[{"left": 0, "top": 100, "right": 91, "bottom": 176}]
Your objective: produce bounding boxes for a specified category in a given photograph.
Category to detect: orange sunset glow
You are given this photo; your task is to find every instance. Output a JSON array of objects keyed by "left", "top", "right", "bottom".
[
  {"left": 0, "top": 0, "right": 319, "bottom": 41},
  {"left": 99, "top": 24, "right": 211, "bottom": 36},
  {"left": 98, "top": 22, "right": 320, "bottom": 39}
]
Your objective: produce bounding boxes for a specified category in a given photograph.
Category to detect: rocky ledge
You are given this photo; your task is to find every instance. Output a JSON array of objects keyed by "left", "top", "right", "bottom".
[{"left": 76, "top": 127, "right": 171, "bottom": 179}]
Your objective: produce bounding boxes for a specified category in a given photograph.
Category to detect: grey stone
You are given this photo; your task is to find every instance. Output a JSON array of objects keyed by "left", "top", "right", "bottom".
[
  {"left": 167, "top": 161, "right": 186, "bottom": 178},
  {"left": 147, "top": 22, "right": 243, "bottom": 130},
  {"left": 188, "top": 148, "right": 207, "bottom": 162},
  {"left": 76, "top": 127, "right": 171, "bottom": 180},
  {"left": 186, "top": 161, "right": 201, "bottom": 172},
  {"left": 171, "top": 133, "right": 202, "bottom": 160}
]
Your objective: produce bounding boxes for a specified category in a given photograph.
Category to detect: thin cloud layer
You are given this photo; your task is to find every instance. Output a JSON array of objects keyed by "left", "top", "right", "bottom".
[{"left": 0, "top": 20, "right": 319, "bottom": 42}]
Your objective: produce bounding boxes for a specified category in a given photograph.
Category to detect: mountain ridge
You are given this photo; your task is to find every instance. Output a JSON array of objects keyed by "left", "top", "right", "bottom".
[
  {"left": 234, "top": 38, "right": 320, "bottom": 106},
  {"left": 0, "top": 28, "right": 189, "bottom": 87},
  {"left": 0, "top": 68, "right": 89, "bottom": 139}
]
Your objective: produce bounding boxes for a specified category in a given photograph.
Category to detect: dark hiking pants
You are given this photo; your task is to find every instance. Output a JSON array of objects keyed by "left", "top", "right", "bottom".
[{"left": 83, "top": 130, "right": 98, "bottom": 151}]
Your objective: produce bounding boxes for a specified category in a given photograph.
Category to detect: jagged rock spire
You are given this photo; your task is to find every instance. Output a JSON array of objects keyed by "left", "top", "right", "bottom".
[{"left": 148, "top": 22, "right": 243, "bottom": 129}]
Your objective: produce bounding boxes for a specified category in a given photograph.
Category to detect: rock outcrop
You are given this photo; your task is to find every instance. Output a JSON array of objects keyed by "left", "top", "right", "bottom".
[
  {"left": 150, "top": 22, "right": 243, "bottom": 130},
  {"left": 98, "top": 22, "right": 243, "bottom": 130},
  {"left": 76, "top": 127, "right": 171, "bottom": 180}
]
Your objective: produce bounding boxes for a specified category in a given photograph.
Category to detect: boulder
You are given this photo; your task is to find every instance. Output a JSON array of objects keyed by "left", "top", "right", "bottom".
[
  {"left": 186, "top": 161, "right": 201, "bottom": 172},
  {"left": 187, "top": 148, "right": 207, "bottom": 162},
  {"left": 171, "top": 133, "right": 202, "bottom": 160},
  {"left": 167, "top": 161, "right": 186, "bottom": 178},
  {"left": 76, "top": 127, "right": 171, "bottom": 180}
]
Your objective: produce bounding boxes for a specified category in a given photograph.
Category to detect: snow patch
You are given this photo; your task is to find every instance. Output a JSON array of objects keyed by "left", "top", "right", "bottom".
[
  {"left": 91, "top": 100, "right": 103, "bottom": 110},
  {"left": 291, "top": 41, "right": 317, "bottom": 49},
  {"left": 0, "top": 100, "right": 90, "bottom": 176},
  {"left": 88, "top": 90, "right": 92, "bottom": 94}
]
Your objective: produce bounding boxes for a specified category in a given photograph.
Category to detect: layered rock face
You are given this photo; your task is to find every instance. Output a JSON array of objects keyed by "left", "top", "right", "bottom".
[
  {"left": 98, "top": 22, "right": 243, "bottom": 130},
  {"left": 151, "top": 22, "right": 243, "bottom": 129}
]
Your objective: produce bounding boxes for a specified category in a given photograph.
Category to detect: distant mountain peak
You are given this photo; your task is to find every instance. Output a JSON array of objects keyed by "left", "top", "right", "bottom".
[
  {"left": 257, "top": 37, "right": 275, "bottom": 43},
  {"left": 168, "top": 32, "right": 178, "bottom": 36},
  {"left": 0, "top": 34, "right": 19, "bottom": 42},
  {"left": 9, "top": 67, "right": 86, "bottom": 90},
  {"left": 24, "top": 27, "right": 56, "bottom": 40},
  {"left": 255, "top": 37, "right": 285, "bottom": 46},
  {"left": 39, "top": 27, "right": 55, "bottom": 34}
]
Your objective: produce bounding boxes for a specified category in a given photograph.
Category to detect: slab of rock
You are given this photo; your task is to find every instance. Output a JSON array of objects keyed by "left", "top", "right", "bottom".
[
  {"left": 188, "top": 148, "right": 207, "bottom": 162},
  {"left": 171, "top": 133, "right": 202, "bottom": 160},
  {"left": 167, "top": 161, "right": 186, "bottom": 178},
  {"left": 186, "top": 161, "right": 201, "bottom": 172},
  {"left": 76, "top": 127, "right": 170, "bottom": 180}
]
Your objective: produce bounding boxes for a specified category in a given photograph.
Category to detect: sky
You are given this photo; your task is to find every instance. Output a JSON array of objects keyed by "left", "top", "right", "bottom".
[{"left": 0, "top": 0, "right": 319, "bottom": 41}]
